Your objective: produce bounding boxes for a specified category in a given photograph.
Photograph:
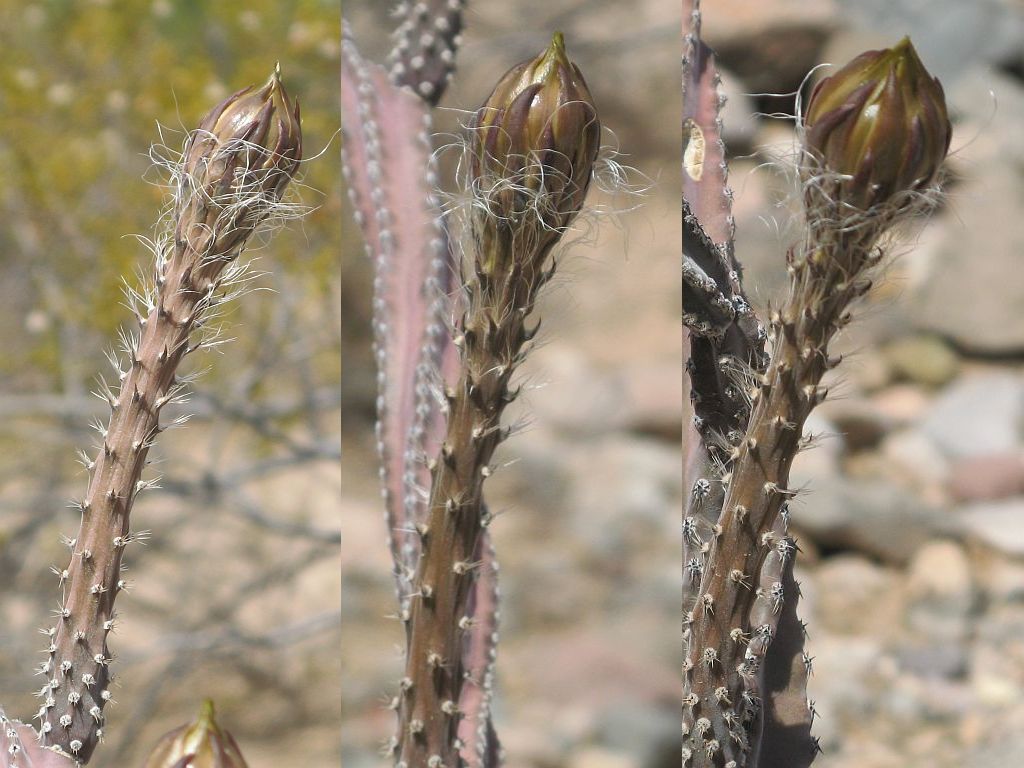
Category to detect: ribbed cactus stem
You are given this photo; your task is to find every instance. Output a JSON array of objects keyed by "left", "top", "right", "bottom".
[
  {"left": 395, "top": 219, "right": 551, "bottom": 766},
  {"left": 394, "top": 34, "right": 598, "bottom": 765},
  {"left": 456, "top": 531, "right": 502, "bottom": 765},
  {"left": 683, "top": 229, "right": 879, "bottom": 767},
  {"left": 683, "top": 30, "right": 950, "bottom": 765},
  {"left": 741, "top": 499, "right": 800, "bottom": 762},
  {"left": 40, "top": 228, "right": 203, "bottom": 760},
  {"left": 752, "top": 518, "right": 815, "bottom": 768},
  {"left": 683, "top": 450, "right": 726, "bottom": 637},
  {"left": 38, "top": 70, "right": 301, "bottom": 762}
]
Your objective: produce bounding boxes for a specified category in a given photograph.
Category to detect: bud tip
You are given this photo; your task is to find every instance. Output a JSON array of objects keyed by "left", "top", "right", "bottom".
[{"left": 550, "top": 31, "right": 565, "bottom": 56}]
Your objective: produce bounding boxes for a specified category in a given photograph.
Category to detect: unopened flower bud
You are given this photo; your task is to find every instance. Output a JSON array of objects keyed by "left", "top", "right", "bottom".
[
  {"left": 142, "top": 700, "right": 249, "bottom": 768},
  {"left": 470, "top": 32, "right": 600, "bottom": 227},
  {"left": 803, "top": 37, "right": 951, "bottom": 211},
  {"left": 178, "top": 65, "right": 301, "bottom": 259}
]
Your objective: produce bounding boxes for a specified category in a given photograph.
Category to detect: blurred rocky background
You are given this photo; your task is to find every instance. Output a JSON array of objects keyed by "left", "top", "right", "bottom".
[
  {"left": 0, "top": 2, "right": 341, "bottom": 766},
  {"left": 343, "top": 0, "right": 1024, "bottom": 767}
]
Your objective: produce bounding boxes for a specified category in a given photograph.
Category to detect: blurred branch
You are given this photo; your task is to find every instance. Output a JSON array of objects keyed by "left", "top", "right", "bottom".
[{"left": 126, "top": 610, "right": 341, "bottom": 659}]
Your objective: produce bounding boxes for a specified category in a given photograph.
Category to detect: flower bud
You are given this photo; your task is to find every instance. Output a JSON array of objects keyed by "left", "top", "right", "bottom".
[
  {"left": 803, "top": 37, "right": 951, "bottom": 211},
  {"left": 470, "top": 32, "right": 600, "bottom": 226},
  {"left": 142, "top": 700, "right": 249, "bottom": 768},
  {"left": 183, "top": 63, "right": 302, "bottom": 208},
  {"left": 176, "top": 65, "right": 301, "bottom": 265}
]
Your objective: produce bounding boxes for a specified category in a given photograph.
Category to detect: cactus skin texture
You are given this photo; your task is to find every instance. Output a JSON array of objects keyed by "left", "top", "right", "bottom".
[
  {"left": 36, "top": 69, "right": 300, "bottom": 763},
  {"left": 388, "top": 0, "right": 466, "bottom": 105},
  {"left": 682, "top": 3, "right": 950, "bottom": 766},
  {"left": 393, "top": 33, "right": 599, "bottom": 768},
  {"left": 681, "top": 0, "right": 767, "bottom": 639},
  {"left": 141, "top": 700, "right": 248, "bottom": 768},
  {"left": 1, "top": 707, "right": 76, "bottom": 768},
  {"left": 341, "top": 22, "right": 451, "bottom": 627}
]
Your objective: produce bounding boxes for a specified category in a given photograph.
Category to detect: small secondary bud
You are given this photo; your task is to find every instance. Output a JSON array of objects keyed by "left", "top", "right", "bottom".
[
  {"left": 470, "top": 32, "right": 600, "bottom": 228},
  {"left": 142, "top": 700, "right": 249, "bottom": 768},
  {"left": 803, "top": 37, "right": 951, "bottom": 211}
]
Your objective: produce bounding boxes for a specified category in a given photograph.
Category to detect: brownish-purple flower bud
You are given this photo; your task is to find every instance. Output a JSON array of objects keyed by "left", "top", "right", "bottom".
[
  {"left": 183, "top": 64, "right": 301, "bottom": 203},
  {"left": 470, "top": 32, "right": 600, "bottom": 226},
  {"left": 803, "top": 37, "right": 951, "bottom": 211},
  {"left": 177, "top": 65, "right": 301, "bottom": 264},
  {"left": 142, "top": 700, "right": 249, "bottom": 768}
]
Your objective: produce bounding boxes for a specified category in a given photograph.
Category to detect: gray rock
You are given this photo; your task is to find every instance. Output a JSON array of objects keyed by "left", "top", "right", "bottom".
[
  {"left": 848, "top": 346, "right": 893, "bottom": 392},
  {"left": 529, "top": 352, "right": 681, "bottom": 441},
  {"left": 836, "top": 0, "right": 1024, "bottom": 86},
  {"left": 973, "top": 602, "right": 1024, "bottom": 647},
  {"left": 980, "top": 555, "right": 1024, "bottom": 603},
  {"left": 817, "top": 398, "right": 895, "bottom": 450},
  {"left": 911, "top": 70, "right": 1024, "bottom": 354},
  {"left": 567, "top": 749, "right": 638, "bottom": 768},
  {"left": 883, "top": 334, "right": 960, "bottom": 388},
  {"left": 920, "top": 373, "right": 1024, "bottom": 460},
  {"left": 949, "top": 453, "right": 1024, "bottom": 502},
  {"left": 905, "top": 540, "right": 977, "bottom": 640},
  {"left": 789, "top": 475, "right": 946, "bottom": 563},
  {"left": 970, "top": 641, "right": 1024, "bottom": 707},
  {"left": 712, "top": 18, "right": 836, "bottom": 95},
  {"left": 956, "top": 499, "right": 1024, "bottom": 557},
  {"left": 871, "top": 384, "right": 933, "bottom": 425},
  {"left": 792, "top": 411, "right": 845, "bottom": 470},
  {"left": 594, "top": 702, "right": 681, "bottom": 768},
  {"left": 608, "top": 361, "right": 683, "bottom": 441},
  {"left": 801, "top": 635, "right": 886, "bottom": 750},
  {"left": 525, "top": 346, "right": 621, "bottom": 438},
  {"left": 718, "top": 67, "right": 759, "bottom": 152},
  {"left": 566, "top": 436, "right": 681, "bottom": 561},
  {"left": 906, "top": 540, "right": 973, "bottom": 593},
  {"left": 813, "top": 556, "right": 901, "bottom": 635},
  {"left": 974, "top": 731, "right": 1024, "bottom": 768},
  {"left": 896, "top": 643, "right": 969, "bottom": 680},
  {"left": 879, "top": 429, "right": 949, "bottom": 489}
]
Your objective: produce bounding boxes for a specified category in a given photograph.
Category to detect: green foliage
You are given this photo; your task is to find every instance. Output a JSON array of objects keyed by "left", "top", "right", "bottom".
[{"left": 0, "top": 0, "right": 339, "bottom": 389}]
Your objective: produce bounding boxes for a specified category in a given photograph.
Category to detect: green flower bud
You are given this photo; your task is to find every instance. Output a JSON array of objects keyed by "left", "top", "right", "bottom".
[
  {"left": 142, "top": 700, "right": 249, "bottom": 768},
  {"left": 182, "top": 63, "right": 302, "bottom": 207},
  {"left": 803, "top": 37, "right": 951, "bottom": 211},
  {"left": 470, "top": 32, "right": 600, "bottom": 226}
]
